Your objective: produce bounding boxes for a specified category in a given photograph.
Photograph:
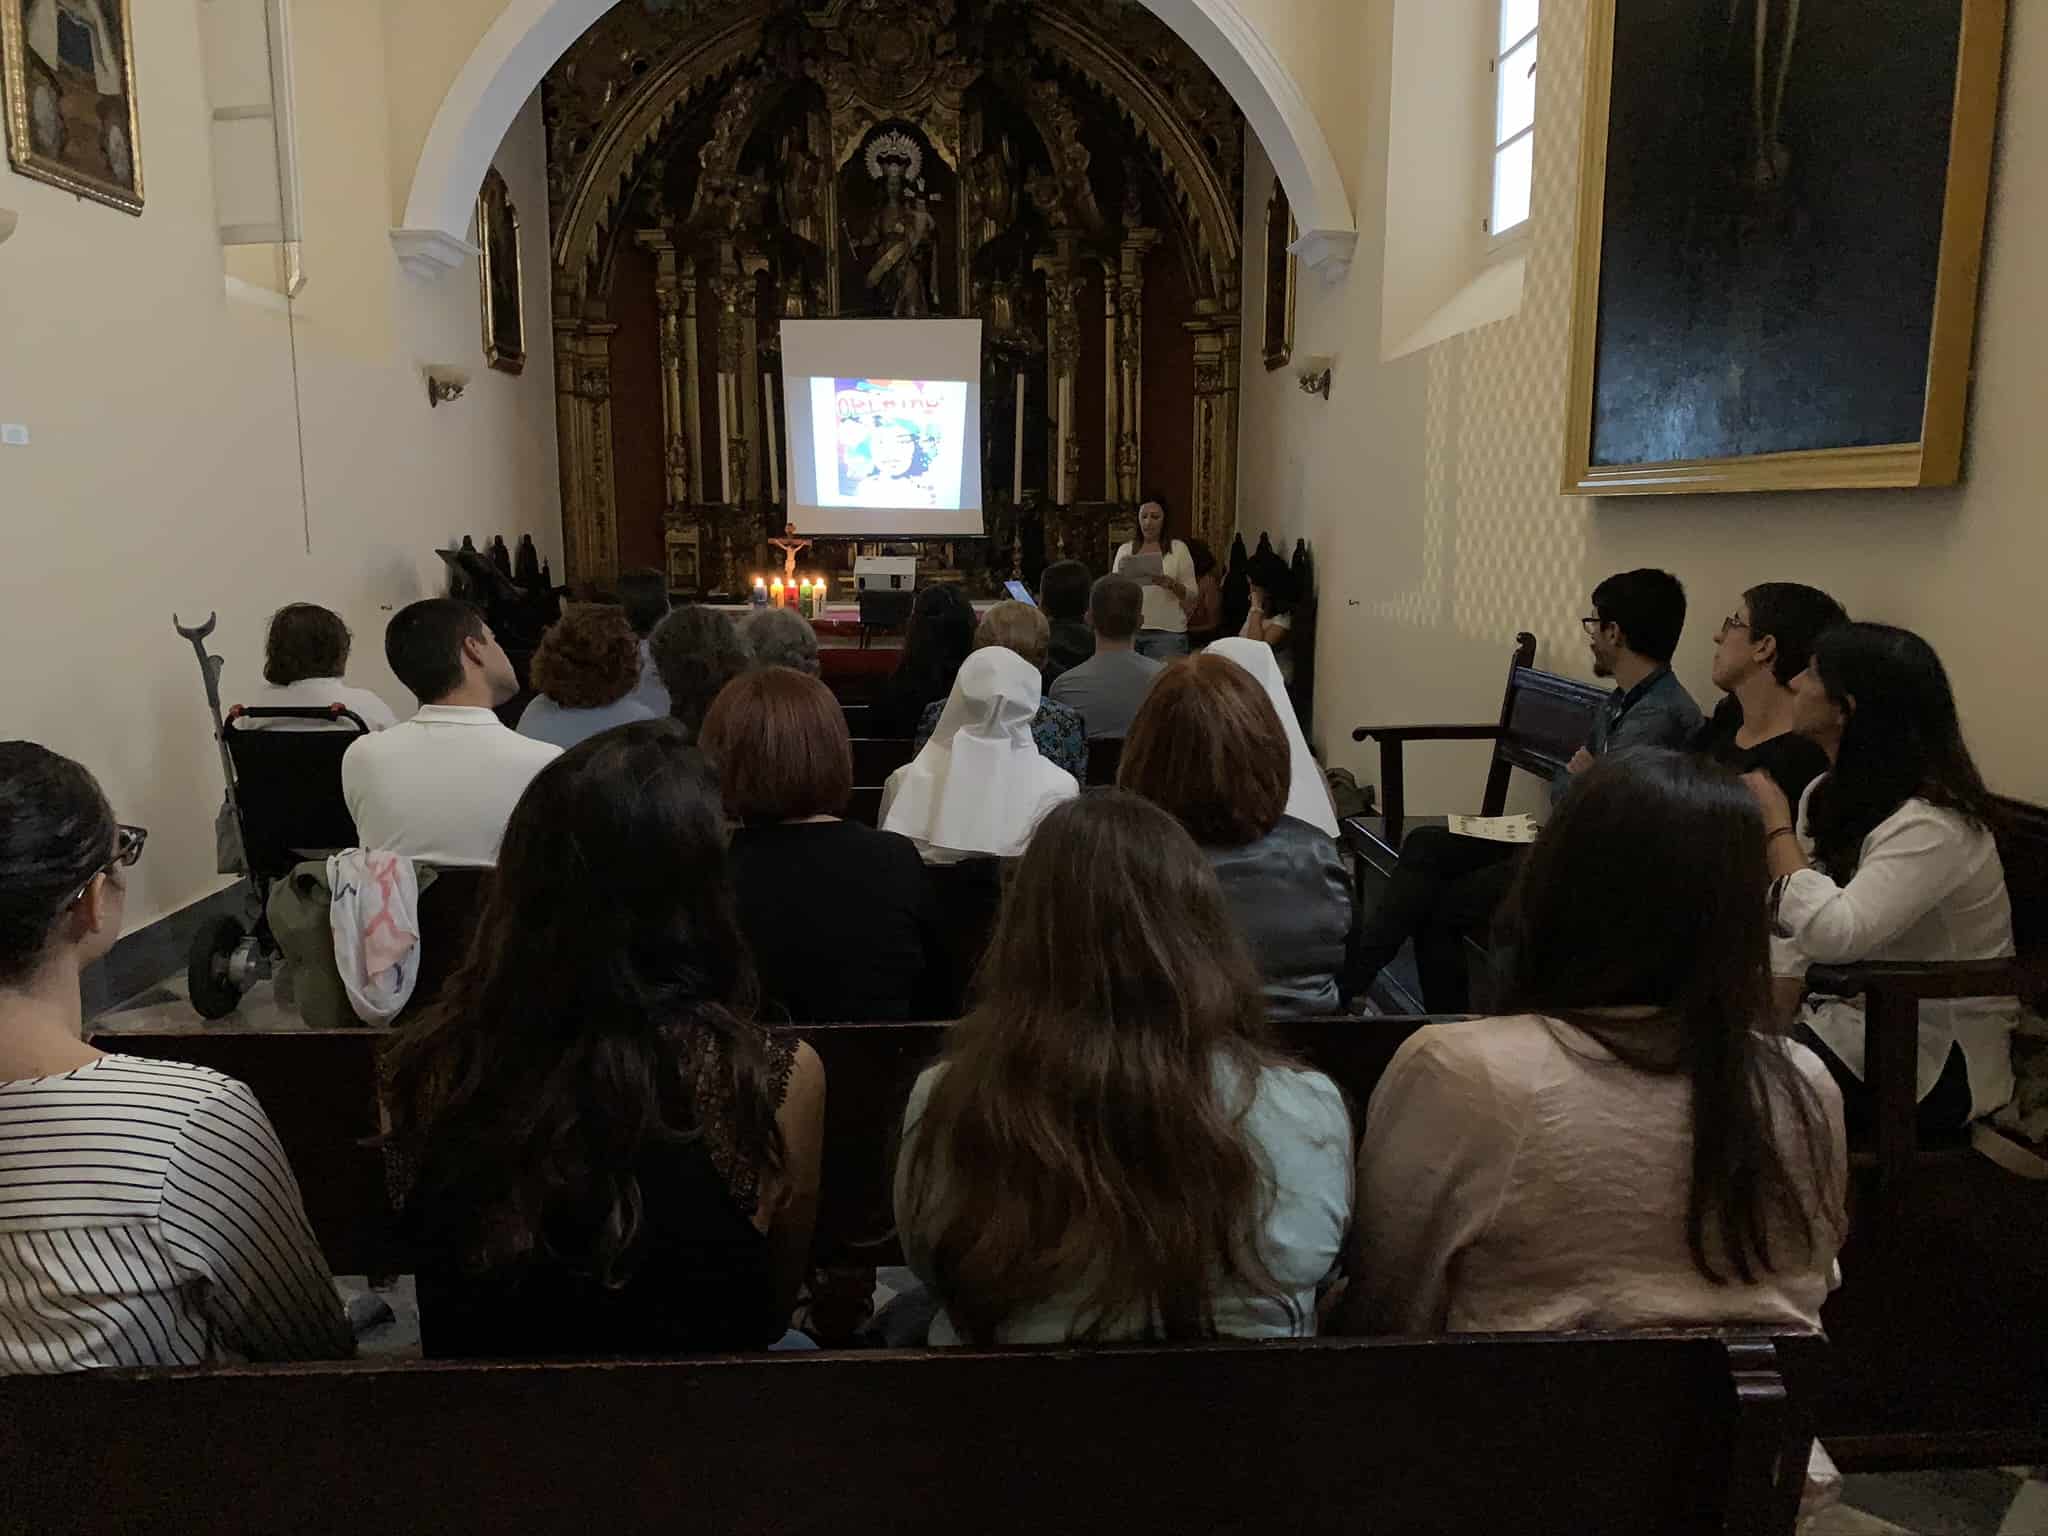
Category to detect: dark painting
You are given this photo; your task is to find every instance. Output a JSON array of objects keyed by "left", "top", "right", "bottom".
[
  {"left": 478, "top": 167, "right": 526, "bottom": 376},
  {"left": 3, "top": 0, "right": 142, "bottom": 212},
  {"left": 1590, "top": 0, "right": 1965, "bottom": 467}
]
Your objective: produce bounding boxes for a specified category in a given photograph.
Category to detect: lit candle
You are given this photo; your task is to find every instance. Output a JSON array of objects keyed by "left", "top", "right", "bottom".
[
  {"left": 798, "top": 577, "right": 812, "bottom": 617},
  {"left": 771, "top": 577, "right": 785, "bottom": 608},
  {"left": 752, "top": 575, "right": 767, "bottom": 607},
  {"left": 1013, "top": 372, "right": 1026, "bottom": 505}
]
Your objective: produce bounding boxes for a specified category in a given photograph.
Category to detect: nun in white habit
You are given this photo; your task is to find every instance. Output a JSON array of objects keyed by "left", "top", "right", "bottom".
[
  {"left": 880, "top": 647, "right": 1078, "bottom": 864},
  {"left": 1206, "top": 638, "right": 1339, "bottom": 839}
]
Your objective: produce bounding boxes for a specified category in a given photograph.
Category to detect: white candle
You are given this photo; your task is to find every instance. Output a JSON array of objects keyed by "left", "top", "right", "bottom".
[
  {"left": 763, "top": 373, "right": 782, "bottom": 505},
  {"left": 1055, "top": 375, "right": 1071, "bottom": 506},
  {"left": 1013, "top": 373, "right": 1026, "bottom": 504}
]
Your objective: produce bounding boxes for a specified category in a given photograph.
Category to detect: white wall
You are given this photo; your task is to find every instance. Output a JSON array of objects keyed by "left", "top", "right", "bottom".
[
  {"left": 1239, "top": 0, "right": 2048, "bottom": 808},
  {"left": 0, "top": 0, "right": 562, "bottom": 929}
]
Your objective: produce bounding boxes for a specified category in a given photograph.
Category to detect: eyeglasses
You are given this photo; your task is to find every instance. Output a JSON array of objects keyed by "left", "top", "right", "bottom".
[
  {"left": 1719, "top": 613, "right": 1753, "bottom": 635},
  {"left": 1580, "top": 616, "right": 1612, "bottom": 636},
  {"left": 71, "top": 824, "right": 147, "bottom": 906}
]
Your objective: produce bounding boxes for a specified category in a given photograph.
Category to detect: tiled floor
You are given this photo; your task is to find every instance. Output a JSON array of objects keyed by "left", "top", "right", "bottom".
[{"left": 90, "top": 975, "right": 2047, "bottom": 1533}]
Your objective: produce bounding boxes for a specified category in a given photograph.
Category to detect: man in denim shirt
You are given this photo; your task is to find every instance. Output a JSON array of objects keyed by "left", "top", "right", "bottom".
[{"left": 1354, "top": 569, "right": 1702, "bottom": 1013}]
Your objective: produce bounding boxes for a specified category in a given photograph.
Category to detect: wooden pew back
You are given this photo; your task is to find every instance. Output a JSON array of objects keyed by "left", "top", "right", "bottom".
[{"left": 0, "top": 1332, "right": 1809, "bottom": 1536}]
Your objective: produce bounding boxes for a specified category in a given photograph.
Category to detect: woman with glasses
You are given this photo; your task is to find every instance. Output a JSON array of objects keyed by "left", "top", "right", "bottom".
[{"left": 0, "top": 743, "right": 351, "bottom": 1373}]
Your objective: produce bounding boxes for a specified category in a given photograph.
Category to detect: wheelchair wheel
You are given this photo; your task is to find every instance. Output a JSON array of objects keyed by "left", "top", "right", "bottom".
[{"left": 187, "top": 914, "right": 248, "bottom": 1020}]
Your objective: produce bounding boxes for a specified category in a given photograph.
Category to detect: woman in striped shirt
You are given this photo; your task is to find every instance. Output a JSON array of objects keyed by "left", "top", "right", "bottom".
[{"left": 0, "top": 742, "right": 352, "bottom": 1373}]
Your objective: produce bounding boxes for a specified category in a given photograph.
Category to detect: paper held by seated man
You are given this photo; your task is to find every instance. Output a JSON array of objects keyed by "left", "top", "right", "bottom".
[{"left": 1445, "top": 813, "right": 1539, "bottom": 845}]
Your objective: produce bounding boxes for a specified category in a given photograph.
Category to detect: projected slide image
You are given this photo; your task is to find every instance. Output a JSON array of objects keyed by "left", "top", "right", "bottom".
[{"left": 811, "top": 378, "right": 968, "bottom": 511}]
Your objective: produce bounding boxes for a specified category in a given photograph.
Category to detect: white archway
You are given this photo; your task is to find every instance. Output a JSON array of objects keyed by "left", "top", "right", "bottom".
[{"left": 390, "top": 0, "right": 1358, "bottom": 279}]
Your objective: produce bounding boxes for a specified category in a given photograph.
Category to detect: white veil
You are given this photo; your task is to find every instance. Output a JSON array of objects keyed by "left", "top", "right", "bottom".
[{"left": 1207, "top": 637, "right": 1339, "bottom": 838}]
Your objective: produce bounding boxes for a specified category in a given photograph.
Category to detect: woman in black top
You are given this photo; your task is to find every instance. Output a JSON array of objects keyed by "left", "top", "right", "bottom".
[
  {"left": 1690, "top": 583, "right": 1845, "bottom": 806},
  {"left": 386, "top": 722, "right": 826, "bottom": 1358},
  {"left": 701, "top": 667, "right": 937, "bottom": 1021},
  {"left": 874, "top": 584, "right": 975, "bottom": 738}
]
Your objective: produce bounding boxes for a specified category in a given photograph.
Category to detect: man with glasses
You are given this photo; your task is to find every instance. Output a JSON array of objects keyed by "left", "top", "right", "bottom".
[{"left": 1350, "top": 569, "right": 1702, "bottom": 1014}]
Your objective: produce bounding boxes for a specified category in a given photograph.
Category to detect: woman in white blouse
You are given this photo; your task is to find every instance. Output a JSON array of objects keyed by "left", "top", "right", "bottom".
[
  {"left": 1746, "top": 622, "right": 2018, "bottom": 1131},
  {"left": 1111, "top": 498, "right": 1197, "bottom": 662}
]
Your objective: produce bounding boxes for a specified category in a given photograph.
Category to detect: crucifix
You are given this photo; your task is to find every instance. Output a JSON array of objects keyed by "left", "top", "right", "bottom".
[
  {"left": 768, "top": 522, "right": 813, "bottom": 585},
  {"left": 1729, "top": 0, "right": 1802, "bottom": 188}
]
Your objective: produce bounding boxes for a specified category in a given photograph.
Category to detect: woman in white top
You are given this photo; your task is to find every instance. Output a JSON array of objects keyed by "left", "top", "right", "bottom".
[
  {"left": 1347, "top": 750, "right": 1846, "bottom": 1337},
  {"left": 0, "top": 743, "right": 352, "bottom": 1373},
  {"left": 242, "top": 603, "right": 398, "bottom": 731},
  {"left": 1746, "top": 622, "right": 2018, "bottom": 1131},
  {"left": 880, "top": 647, "right": 1077, "bottom": 864},
  {"left": 1111, "top": 498, "right": 1197, "bottom": 662},
  {"left": 896, "top": 791, "right": 1352, "bottom": 1345}
]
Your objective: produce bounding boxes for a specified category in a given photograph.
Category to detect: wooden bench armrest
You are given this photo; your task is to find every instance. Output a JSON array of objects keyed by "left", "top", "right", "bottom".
[
  {"left": 1805, "top": 958, "right": 2028, "bottom": 1003},
  {"left": 1350, "top": 723, "right": 1504, "bottom": 744}
]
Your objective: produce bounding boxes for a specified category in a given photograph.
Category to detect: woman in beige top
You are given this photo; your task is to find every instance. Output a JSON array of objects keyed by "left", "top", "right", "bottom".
[{"left": 1346, "top": 750, "right": 1848, "bottom": 1336}]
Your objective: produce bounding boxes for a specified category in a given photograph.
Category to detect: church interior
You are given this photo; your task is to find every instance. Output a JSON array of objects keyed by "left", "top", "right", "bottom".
[{"left": 2, "top": 0, "right": 2046, "bottom": 1530}]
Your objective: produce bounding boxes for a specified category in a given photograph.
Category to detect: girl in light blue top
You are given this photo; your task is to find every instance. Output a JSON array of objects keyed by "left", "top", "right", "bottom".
[
  {"left": 894, "top": 791, "right": 1352, "bottom": 1346},
  {"left": 516, "top": 606, "right": 655, "bottom": 751}
]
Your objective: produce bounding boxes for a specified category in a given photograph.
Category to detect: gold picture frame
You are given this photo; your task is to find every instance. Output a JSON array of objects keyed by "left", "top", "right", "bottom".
[
  {"left": 2, "top": 0, "right": 144, "bottom": 214},
  {"left": 1561, "top": 0, "right": 2007, "bottom": 496},
  {"left": 1261, "top": 183, "right": 1296, "bottom": 372},
  {"left": 478, "top": 167, "right": 526, "bottom": 376}
]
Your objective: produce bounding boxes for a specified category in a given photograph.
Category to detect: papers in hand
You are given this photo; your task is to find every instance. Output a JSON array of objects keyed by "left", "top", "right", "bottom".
[
  {"left": 1116, "top": 552, "right": 1165, "bottom": 579},
  {"left": 1446, "top": 813, "right": 1539, "bottom": 845}
]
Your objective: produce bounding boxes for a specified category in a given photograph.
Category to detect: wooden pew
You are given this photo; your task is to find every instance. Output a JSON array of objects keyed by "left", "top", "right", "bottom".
[
  {"left": 849, "top": 736, "right": 917, "bottom": 785},
  {"left": 1342, "top": 632, "right": 1605, "bottom": 1012},
  {"left": 0, "top": 1331, "right": 1813, "bottom": 1535},
  {"left": 1084, "top": 734, "right": 1124, "bottom": 787}
]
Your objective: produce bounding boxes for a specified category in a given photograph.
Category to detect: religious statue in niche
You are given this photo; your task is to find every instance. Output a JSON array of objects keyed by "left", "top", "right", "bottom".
[{"left": 847, "top": 129, "right": 940, "bottom": 317}]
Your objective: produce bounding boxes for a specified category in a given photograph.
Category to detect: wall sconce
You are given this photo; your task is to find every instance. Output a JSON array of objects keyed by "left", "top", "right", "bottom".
[
  {"left": 0, "top": 208, "right": 18, "bottom": 246},
  {"left": 1296, "top": 355, "right": 1333, "bottom": 400},
  {"left": 425, "top": 365, "right": 470, "bottom": 408}
]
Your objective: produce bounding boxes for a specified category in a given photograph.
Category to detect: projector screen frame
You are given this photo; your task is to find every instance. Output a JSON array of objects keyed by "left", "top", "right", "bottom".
[{"left": 779, "top": 317, "right": 989, "bottom": 541}]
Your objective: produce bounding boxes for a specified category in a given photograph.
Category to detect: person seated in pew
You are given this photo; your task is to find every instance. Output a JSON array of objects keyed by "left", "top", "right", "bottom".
[
  {"left": 913, "top": 602, "right": 1086, "bottom": 781},
  {"left": 882, "top": 648, "right": 1078, "bottom": 865},
  {"left": 895, "top": 791, "right": 1352, "bottom": 1345},
  {"left": 1048, "top": 575, "right": 1162, "bottom": 741},
  {"left": 648, "top": 604, "right": 752, "bottom": 740},
  {"left": 1238, "top": 550, "right": 1301, "bottom": 687},
  {"left": 1038, "top": 559, "right": 1095, "bottom": 686},
  {"left": 387, "top": 722, "right": 827, "bottom": 1358},
  {"left": 1344, "top": 750, "right": 1847, "bottom": 1337},
  {"left": 1349, "top": 567, "right": 1705, "bottom": 1013},
  {"left": 1184, "top": 537, "right": 1224, "bottom": 649},
  {"left": 615, "top": 567, "right": 673, "bottom": 718},
  {"left": 515, "top": 605, "right": 656, "bottom": 751},
  {"left": 0, "top": 743, "right": 352, "bottom": 1372},
  {"left": 700, "top": 668, "right": 936, "bottom": 1022},
  {"left": 1747, "top": 623, "right": 2019, "bottom": 1133},
  {"left": 1690, "top": 583, "right": 1843, "bottom": 803},
  {"left": 740, "top": 606, "right": 821, "bottom": 678},
  {"left": 1120, "top": 652, "right": 1350, "bottom": 1018},
  {"left": 342, "top": 599, "right": 560, "bottom": 868},
  {"left": 240, "top": 602, "right": 398, "bottom": 730},
  {"left": 874, "top": 583, "right": 976, "bottom": 739}
]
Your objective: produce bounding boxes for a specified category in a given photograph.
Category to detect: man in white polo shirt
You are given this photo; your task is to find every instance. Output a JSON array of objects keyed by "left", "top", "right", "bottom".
[{"left": 341, "top": 599, "right": 559, "bottom": 867}]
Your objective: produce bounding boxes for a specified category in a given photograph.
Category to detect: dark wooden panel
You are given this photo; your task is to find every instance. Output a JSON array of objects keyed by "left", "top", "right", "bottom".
[{"left": 849, "top": 736, "right": 916, "bottom": 785}]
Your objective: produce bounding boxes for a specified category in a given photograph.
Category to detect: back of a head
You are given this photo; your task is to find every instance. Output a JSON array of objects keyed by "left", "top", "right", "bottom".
[
  {"left": 898, "top": 584, "right": 976, "bottom": 686},
  {"left": 1120, "top": 655, "right": 1290, "bottom": 846},
  {"left": 699, "top": 666, "right": 851, "bottom": 822},
  {"left": 1247, "top": 550, "right": 1297, "bottom": 613},
  {"left": 384, "top": 719, "right": 781, "bottom": 1281},
  {"left": 1501, "top": 750, "right": 1836, "bottom": 1285},
  {"left": 0, "top": 742, "right": 115, "bottom": 987},
  {"left": 1743, "top": 583, "right": 1847, "bottom": 686},
  {"left": 530, "top": 605, "right": 641, "bottom": 710},
  {"left": 741, "top": 606, "right": 821, "bottom": 677},
  {"left": 1592, "top": 568, "right": 1687, "bottom": 665},
  {"left": 385, "top": 598, "right": 484, "bottom": 705},
  {"left": 1039, "top": 560, "right": 1091, "bottom": 622},
  {"left": 1186, "top": 538, "right": 1218, "bottom": 580},
  {"left": 1088, "top": 575, "right": 1145, "bottom": 642},
  {"left": 976, "top": 600, "right": 1051, "bottom": 668},
  {"left": 616, "top": 568, "right": 671, "bottom": 639},
  {"left": 902, "top": 791, "right": 1276, "bottom": 1342},
  {"left": 263, "top": 604, "right": 352, "bottom": 686},
  {"left": 1809, "top": 622, "right": 1994, "bottom": 870},
  {"left": 648, "top": 606, "right": 752, "bottom": 736}
]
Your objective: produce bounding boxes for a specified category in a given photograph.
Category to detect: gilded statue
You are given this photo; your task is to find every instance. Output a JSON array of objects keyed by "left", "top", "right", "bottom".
[{"left": 849, "top": 130, "right": 939, "bottom": 318}]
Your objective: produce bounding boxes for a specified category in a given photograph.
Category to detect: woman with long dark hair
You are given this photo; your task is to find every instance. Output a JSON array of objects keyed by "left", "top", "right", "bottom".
[
  {"left": 875, "top": 583, "right": 977, "bottom": 738},
  {"left": 0, "top": 743, "right": 350, "bottom": 1371},
  {"left": 386, "top": 721, "right": 826, "bottom": 1357},
  {"left": 1112, "top": 497, "right": 1198, "bottom": 661},
  {"left": 1347, "top": 751, "right": 1845, "bottom": 1335},
  {"left": 1747, "top": 622, "right": 2017, "bottom": 1131},
  {"left": 895, "top": 792, "right": 1352, "bottom": 1344}
]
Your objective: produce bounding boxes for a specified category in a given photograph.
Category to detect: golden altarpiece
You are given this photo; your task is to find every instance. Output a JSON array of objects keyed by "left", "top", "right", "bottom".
[{"left": 542, "top": 0, "right": 1245, "bottom": 595}]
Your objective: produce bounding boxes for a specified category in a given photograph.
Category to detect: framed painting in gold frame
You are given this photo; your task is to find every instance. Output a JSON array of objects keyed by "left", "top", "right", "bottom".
[
  {"left": 1561, "top": 0, "right": 2007, "bottom": 496},
  {"left": 1261, "top": 183, "right": 1296, "bottom": 372},
  {"left": 2, "top": 0, "right": 143, "bottom": 214},
  {"left": 478, "top": 167, "right": 526, "bottom": 376}
]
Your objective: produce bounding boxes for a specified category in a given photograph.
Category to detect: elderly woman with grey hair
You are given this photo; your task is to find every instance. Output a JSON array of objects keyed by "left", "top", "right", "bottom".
[{"left": 742, "top": 606, "right": 821, "bottom": 678}]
